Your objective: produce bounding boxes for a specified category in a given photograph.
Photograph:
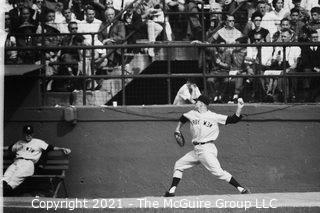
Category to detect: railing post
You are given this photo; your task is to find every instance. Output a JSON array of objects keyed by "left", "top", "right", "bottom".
[
  {"left": 201, "top": 1, "right": 205, "bottom": 42},
  {"left": 91, "top": 33, "right": 95, "bottom": 90},
  {"left": 40, "top": 25, "right": 46, "bottom": 106},
  {"left": 282, "top": 46, "right": 288, "bottom": 103},
  {"left": 121, "top": 48, "right": 126, "bottom": 106},
  {"left": 162, "top": 0, "right": 166, "bottom": 41},
  {"left": 167, "top": 47, "right": 172, "bottom": 104},
  {"left": 82, "top": 47, "right": 87, "bottom": 105},
  {"left": 40, "top": 33, "right": 46, "bottom": 106},
  {"left": 202, "top": 46, "right": 207, "bottom": 95}
]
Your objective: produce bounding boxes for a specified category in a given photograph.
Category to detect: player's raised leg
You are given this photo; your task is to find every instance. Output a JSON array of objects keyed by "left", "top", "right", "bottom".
[
  {"left": 199, "top": 144, "right": 250, "bottom": 194},
  {"left": 164, "top": 150, "right": 199, "bottom": 197}
]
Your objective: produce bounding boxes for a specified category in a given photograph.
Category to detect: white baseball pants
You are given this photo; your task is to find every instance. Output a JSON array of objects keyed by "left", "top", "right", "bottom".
[
  {"left": 173, "top": 143, "right": 232, "bottom": 182},
  {"left": 3, "top": 159, "right": 34, "bottom": 189}
]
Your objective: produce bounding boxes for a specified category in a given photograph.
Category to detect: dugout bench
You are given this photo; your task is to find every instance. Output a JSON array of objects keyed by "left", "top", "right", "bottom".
[{"left": 3, "top": 148, "right": 70, "bottom": 198}]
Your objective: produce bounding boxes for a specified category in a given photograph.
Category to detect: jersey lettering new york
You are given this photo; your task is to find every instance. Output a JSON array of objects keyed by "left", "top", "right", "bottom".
[
  {"left": 191, "top": 119, "right": 213, "bottom": 128},
  {"left": 184, "top": 110, "right": 228, "bottom": 143},
  {"left": 15, "top": 138, "right": 49, "bottom": 163}
]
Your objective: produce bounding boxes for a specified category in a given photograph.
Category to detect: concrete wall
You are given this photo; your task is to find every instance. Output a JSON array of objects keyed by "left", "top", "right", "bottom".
[{"left": 3, "top": 104, "right": 320, "bottom": 198}]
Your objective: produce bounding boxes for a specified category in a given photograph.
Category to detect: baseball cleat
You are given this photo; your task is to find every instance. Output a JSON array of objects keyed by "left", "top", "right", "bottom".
[
  {"left": 241, "top": 188, "right": 250, "bottom": 194},
  {"left": 164, "top": 191, "right": 175, "bottom": 197}
]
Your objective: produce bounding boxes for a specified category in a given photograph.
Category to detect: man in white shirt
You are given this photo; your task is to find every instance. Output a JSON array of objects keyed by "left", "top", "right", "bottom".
[
  {"left": 245, "top": 32, "right": 273, "bottom": 101},
  {"left": 59, "top": 8, "right": 79, "bottom": 34},
  {"left": 173, "top": 78, "right": 201, "bottom": 105},
  {"left": 261, "top": 0, "right": 288, "bottom": 38},
  {"left": 269, "top": 28, "right": 301, "bottom": 98},
  {"left": 78, "top": 5, "right": 102, "bottom": 45},
  {"left": 212, "top": 14, "right": 242, "bottom": 44}
]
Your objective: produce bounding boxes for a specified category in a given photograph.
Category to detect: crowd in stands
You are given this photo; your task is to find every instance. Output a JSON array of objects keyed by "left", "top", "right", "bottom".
[{"left": 4, "top": 0, "right": 320, "bottom": 103}]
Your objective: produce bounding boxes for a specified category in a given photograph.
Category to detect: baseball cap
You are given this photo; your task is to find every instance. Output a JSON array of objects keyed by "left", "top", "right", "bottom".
[
  {"left": 194, "top": 95, "right": 210, "bottom": 105},
  {"left": 23, "top": 125, "right": 34, "bottom": 135}
]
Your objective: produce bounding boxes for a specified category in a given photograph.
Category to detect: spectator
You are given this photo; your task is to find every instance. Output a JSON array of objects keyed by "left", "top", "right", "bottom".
[
  {"left": 92, "top": 0, "right": 120, "bottom": 22},
  {"left": 212, "top": 14, "right": 242, "bottom": 46},
  {"left": 261, "top": 0, "right": 287, "bottom": 38},
  {"left": 185, "top": 0, "right": 202, "bottom": 41},
  {"left": 122, "top": 8, "right": 148, "bottom": 53},
  {"left": 36, "top": 9, "right": 62, "bottom": 88},
  {"left": 228, "top": 36, "right": 248, "bottom": 102},
  {"left": 272, "top": 18, "right": 295, "bottom": 42},
  {"left": 206, "top": 37, "right": 232, "bottom": 103},
  {"left": 54, "top": 28, "right": 85, "bottom": 91},
  {"left": 71, "top": 0, "right": 85, "bottom": 21},
  {"left": 222, "top": 0, "right": 249, "bottom": 33},
  {"left": 36, "top": 9, "right": 61, "bottom": 35},
  {"left": 59, "top": 8, "right": 79, "bottom": 33},
  {"left": 208, "top": 1, "right": 222, "bottom": 31},
  {"left": 9, "top": 0, "right": 37, "bottom": 31},
  {"left": 4, "top": 0, "right": 13, "bottom": 12},
  {"left": 206, "top": 14, "right": 219, "bottom": 40},
  {"left": 141, "top": 1, "right": 165, "bottom": 57},
  {"left": 15, "top": 7, "right": 38, "bottom": 64},
  {"left": 173, "top": 78, "right": 201, "bottom": 105},
  {"left": 185, "top": 0, "right": 203, "bottom": 40},
  {"left": 290, "top": 8, "right": 305, "bottom": 41},
  {"left": 284, "top": 0, "right": 310, "bottom": 23},
  {"left": 31, "top": 0, "right": 45, "bottom": 22},
  {"left": 300, "top": 0, "right": 320, "bottom": 13},
  {"left": 167, "top": 0, "right": 187, "bottom": 40},
  {"left": 270, "top": 28, "right": 301, "bottom": 100},
  {"left": 247, "top": 11, "right": 271, "bottom": 43},
  {"left": 98, "top": 7, "right": 126, "bottom": 66},
  {"left": 244, "top": 31, "right": 273, "bottom": 101},
  {"left": 243, "top": 0, "right": 268, "bottom": 35},
  {"left": 300, "top": 30, "right": 320, "bottom": 102},
  {"left": 54, "top": 1, "right": 65, "bottom": 23},
  {"left": 2, "top": 125, "right": 71, "bottom": 196},
  {"left": 309, "top": 7, "right": 320, "bottom": 33},
  {"left": 5, "top": 13, "right": 18, "bottom": 64},
  {"left": 78, "top": 5, "right": 102, "bottom": 46},
  {"left": 256, "top": 0, "right": 269, "bottom": 16}
]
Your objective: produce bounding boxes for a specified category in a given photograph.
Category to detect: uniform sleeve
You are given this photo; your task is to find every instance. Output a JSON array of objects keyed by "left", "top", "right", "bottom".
[
  {"left": 37, "top": 139, "right": 49, "bottom": 151},
  {"left": 179, "top": 115, "right": 189, "bottom": 124},
  {"left": 213, "top": 113, "right": 228, "bottom": 125},
  {"left": 179, "top": 85, "right": 191, "bottom": 101},
  {"left": 226, "top": 114, "right": 242, "bottom": 124}
]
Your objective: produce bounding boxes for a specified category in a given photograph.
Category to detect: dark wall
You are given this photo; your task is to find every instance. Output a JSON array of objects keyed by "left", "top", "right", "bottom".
[{"left": 3, "top": 105, "right": 320, "bottom": 198}]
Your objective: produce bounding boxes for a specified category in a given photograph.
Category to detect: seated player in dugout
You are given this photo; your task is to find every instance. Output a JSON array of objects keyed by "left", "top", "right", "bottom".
[{"left": 2, "top": 125, "right": 71, "bottom": 196}]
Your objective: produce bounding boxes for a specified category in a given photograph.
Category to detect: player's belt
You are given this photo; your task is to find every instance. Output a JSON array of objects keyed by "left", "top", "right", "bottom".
[
  {"left": 193, "top": 140, "right": 214, "bottom": 145},
  {"left": 15, "top": 157, "right": 32, "bottom": 161}
]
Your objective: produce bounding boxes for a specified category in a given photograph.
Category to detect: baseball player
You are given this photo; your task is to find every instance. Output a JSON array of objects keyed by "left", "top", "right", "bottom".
[
  {"left": 165, "top": 95, "right": 249, "bottom": 197},
  {"left": 2, "top": 125, "right": 71, "bottom": 196}
]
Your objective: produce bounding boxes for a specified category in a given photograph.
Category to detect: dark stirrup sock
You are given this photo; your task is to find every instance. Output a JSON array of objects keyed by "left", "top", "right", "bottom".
[
  {"left": 229, "top": 177, "right": 242, "bottom": 188},
  {"left": 170, "top": 177, "right": 181, "bottom": 188}
]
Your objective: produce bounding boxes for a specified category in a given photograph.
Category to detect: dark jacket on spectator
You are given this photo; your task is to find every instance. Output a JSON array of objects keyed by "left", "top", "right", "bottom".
[
  {"left": 98, "top": 20, "right": 126, "bottom": 44},
  {"left": 9, "top": 7, "right": 37, "bottom": 32},
  {"left": 301, "top": 46, "right": 320, "bottom": 70}
]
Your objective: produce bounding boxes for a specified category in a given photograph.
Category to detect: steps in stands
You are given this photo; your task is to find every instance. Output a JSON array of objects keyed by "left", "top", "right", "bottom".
[{"left": 44, "top": 43, "right": 199, "bottom": 106}]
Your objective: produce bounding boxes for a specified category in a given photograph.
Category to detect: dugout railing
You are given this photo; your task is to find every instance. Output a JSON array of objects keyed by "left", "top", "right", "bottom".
[{"left": 5, "top": 41, "right": 320, "bottom": 105}]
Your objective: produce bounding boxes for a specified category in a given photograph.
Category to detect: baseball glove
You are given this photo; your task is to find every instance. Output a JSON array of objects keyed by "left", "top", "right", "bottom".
[{"left": 174, "top": 131, "right": 185, "bottom": 147}]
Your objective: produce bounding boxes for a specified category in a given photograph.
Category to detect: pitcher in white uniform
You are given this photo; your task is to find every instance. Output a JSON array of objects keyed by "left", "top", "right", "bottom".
[
  {"left": 2, "top": 125, "right": 71, "bottom": 196},
  {"left": 165, "top": 95, "right": 249, "bottom": 196}
]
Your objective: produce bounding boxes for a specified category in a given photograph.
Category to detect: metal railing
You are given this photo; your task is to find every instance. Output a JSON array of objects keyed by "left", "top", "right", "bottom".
[
  {"left": 5, "top": 41, "right": 320, "bottom": 105},
  {"left": 4, "top": 0, "right": 320, "bottom": 105}
]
